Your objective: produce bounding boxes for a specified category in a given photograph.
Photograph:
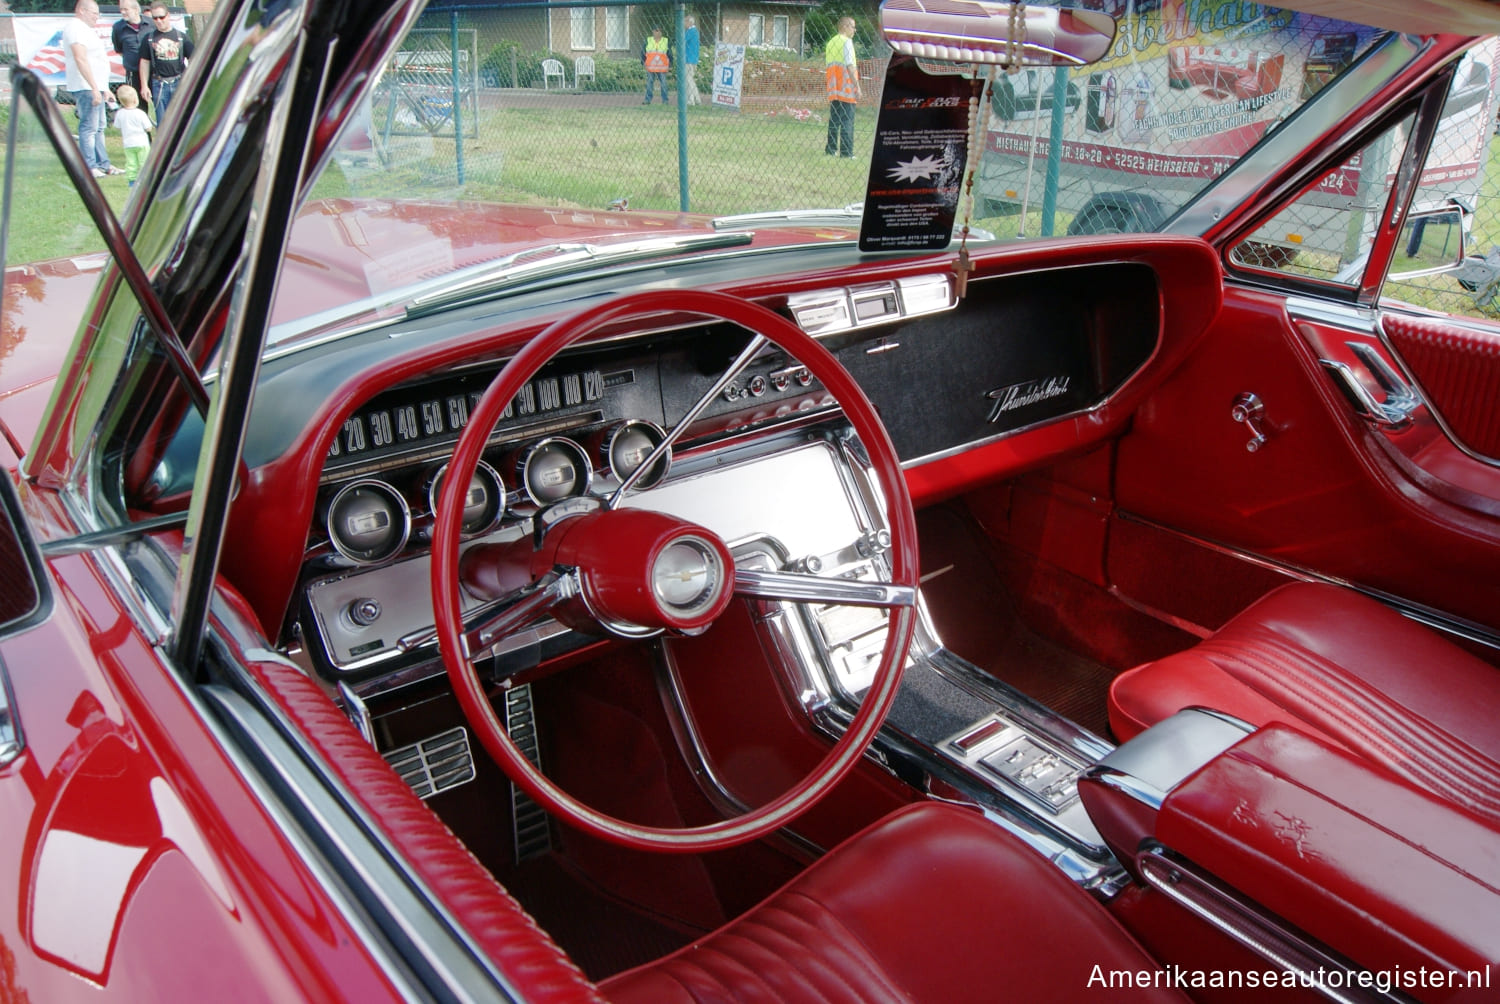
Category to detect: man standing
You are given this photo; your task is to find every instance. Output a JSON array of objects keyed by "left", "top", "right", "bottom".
[
  {"left": 63, "top": 0, "right": 122, "bottom": 177},
  {"left": 642, "top": 27, "right": 670, "bottom": 105},
  {"left": 112, "top": 0, "right": 151, "bottom": 118},
  {"left": 824, "top": 17, "right": 860, "bottom": 157},
  {"left": 683, "top": 15, "right": 700, "bottom": 106},
  {"left": 139, "top": 5, "right": 194, "bottom": 123}
]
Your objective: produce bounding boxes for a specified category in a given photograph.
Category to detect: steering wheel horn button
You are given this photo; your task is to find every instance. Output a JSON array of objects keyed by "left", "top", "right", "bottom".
[{"left": 651, "top": 535, "right": 725, "bottom": 616}]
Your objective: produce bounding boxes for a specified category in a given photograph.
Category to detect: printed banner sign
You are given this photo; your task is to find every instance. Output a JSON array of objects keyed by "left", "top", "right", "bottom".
[{"left": 711, "top": 43, "right": 745, "bottom": 109}]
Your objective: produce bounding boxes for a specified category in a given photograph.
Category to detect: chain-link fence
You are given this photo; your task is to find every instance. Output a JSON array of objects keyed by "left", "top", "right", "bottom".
[{"left": 328, "top": 2, "right": 892, "bottom": 217}]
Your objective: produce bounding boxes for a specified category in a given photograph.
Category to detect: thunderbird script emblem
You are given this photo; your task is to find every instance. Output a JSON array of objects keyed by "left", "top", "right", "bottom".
[{"left": 985, "top": 376, "right": 1071, "bottom": 424}]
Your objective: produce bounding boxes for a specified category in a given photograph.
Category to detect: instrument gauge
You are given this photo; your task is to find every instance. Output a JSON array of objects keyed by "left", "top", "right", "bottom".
[
  {"left": 518, "top": 437, "right": 592, "bottom": 506},
  {"left": 326, "top": 480, "right": 410, "bottom": 564},
  {"left": 601, "top": 420, "right": 670, "bottom": 488},
  {"left": 428, "top": 461, "right": 505, "bottom": 536}
]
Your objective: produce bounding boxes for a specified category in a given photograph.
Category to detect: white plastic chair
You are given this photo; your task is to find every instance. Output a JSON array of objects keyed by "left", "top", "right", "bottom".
[
  {"left": 542, "top": 58, "right": 566, "bottom": 90},
  {"left": 574, "top": 55, "right": 596, "bottom": 87}
]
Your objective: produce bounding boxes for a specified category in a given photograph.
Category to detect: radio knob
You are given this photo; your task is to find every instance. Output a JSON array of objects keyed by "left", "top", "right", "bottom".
[{"left": 346, "top": 598, "right": 382, "bottom": 627}]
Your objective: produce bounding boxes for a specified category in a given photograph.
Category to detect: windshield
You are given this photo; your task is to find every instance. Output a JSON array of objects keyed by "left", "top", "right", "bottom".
[{"left": 271, "top": 1, "right": 1390, "bottom": 338}]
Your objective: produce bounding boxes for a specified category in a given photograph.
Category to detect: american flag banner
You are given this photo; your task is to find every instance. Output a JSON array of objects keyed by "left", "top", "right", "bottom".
[
  {"left": 24, "top": 31, "right": 68, "bottom": 79},
  {"left": 12, "top": 17, "right": 126, "bottom": 89}
]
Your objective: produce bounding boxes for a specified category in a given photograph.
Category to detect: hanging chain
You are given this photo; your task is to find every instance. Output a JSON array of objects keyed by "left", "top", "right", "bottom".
[{"left": 955, "top": 2, "right": 1024, "bottom": 298}]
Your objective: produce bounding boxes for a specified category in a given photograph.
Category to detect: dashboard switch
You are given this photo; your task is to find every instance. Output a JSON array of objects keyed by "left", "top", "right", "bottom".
[{"left": 346, "top": 597, "right": 383, "bottom": 627}]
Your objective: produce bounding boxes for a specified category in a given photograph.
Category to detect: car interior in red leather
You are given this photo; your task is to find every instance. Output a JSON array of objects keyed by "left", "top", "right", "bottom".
[{"left": 8, "top": 0, "right": 1500, "bottom": 1000}]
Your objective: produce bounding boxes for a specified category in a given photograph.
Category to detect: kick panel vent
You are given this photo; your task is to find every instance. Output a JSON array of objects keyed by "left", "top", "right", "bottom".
[
  {"left": 383, "top": 726, "right": 476, "bottom": 799},
  {"left": 506, "top": 684, "right": 553, "bottom": 863}
]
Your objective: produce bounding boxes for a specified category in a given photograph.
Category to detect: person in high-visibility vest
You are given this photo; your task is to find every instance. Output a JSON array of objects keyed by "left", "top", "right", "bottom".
[
  {"left": 824, "top": 17, "right": 861, "bottom": 157},
  {"left": 643, "top": 27, "right": 671, "bottom": 104}
]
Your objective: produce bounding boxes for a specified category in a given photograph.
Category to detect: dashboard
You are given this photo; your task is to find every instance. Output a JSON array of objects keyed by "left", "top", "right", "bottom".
[{"left": 268, "top": 254, "right": 1181, "bottom": 698}]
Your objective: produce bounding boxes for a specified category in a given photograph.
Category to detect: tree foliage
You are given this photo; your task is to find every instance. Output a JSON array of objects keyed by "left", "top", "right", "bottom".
[{"left": 8, "top": 1, "right": 80, "bottom": 12}]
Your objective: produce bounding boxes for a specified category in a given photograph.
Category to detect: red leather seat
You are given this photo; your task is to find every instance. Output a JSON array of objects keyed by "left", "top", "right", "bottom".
[
  {"left": 602, "top": 801, "right": 1185, "bottom": 1003},
  {"left": 1109, "top": 582, "right": 1500, "bottom": 826}
]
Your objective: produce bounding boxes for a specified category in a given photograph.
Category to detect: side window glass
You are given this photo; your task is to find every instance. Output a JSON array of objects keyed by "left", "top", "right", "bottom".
[
  {"left": 1382, "top": 46, "right": 1500, "bottom": 320},
  {"left": 1229, "top": 114, "right": 1414, "bottom": 288}
]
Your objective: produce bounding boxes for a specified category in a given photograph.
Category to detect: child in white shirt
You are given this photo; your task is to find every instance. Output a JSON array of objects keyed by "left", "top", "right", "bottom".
[{"left": 113, "top": 85, "right": 154, "bottom": 186}]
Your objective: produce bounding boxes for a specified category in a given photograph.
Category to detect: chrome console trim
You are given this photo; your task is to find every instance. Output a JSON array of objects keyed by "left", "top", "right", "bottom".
[{"left": 1137, "top": 846, "right": 1404, "bottom": 1004}]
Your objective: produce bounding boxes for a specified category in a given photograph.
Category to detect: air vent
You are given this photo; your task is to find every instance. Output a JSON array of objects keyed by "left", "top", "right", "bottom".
[
  {"left": 383, "top": 727, "right": 475, "bottom": 799},
  {"left": 506, "top": 684, "right": 552, "bottom": 863}
]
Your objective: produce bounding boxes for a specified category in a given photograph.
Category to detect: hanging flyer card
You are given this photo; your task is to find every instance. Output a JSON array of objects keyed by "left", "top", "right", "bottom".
[{"left": 859, "top": 55, "right": 980, "bottom": 252}]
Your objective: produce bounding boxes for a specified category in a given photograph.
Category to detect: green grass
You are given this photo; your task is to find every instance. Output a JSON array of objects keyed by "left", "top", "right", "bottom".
[
  {"left": 1, "top": 104, "right": 137, "bottom": 263},
  {"left": 10, "top": 91, "right": 1500, "bottom": 323},
  {"left": 319, "top": 101, "right": 878, "bottom": 216}
]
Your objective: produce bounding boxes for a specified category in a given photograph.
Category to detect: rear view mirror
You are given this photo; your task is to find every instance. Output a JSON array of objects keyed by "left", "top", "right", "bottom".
[
  {"left": 879, "top": 0, "right": 1116, "bottom": 68},
  {"left": 1391, "top": 206, "right": 1466, "bottom": 279}
]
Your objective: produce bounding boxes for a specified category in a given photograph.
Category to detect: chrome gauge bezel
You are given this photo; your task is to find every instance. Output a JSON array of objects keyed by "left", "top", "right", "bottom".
[
  {"left": 426, "top": 460, "right": 506, "bottom": 537},
  {"left": 518, "top": 436, "right": 593, "bottom": 507},
  {"left": 326, "top": 479, "right": 412, "bottom": 565},
  {"left": 602, "top": 419, "right": 671, "bottom": 488}
]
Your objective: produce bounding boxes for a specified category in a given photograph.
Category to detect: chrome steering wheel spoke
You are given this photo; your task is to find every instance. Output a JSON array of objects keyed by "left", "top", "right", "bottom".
[
  {"left": 734, "top": 567, "right": 916, "bottom": 609},
  {"left": 400, "top": 569, "right": 573, "bottom": 657}
]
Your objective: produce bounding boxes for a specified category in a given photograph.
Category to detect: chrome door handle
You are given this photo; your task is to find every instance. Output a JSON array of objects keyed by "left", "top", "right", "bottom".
[
  {"left": 1231, "top": 393, "right": 1268, "bottom": 452},
  {"left": 1320, "top": 341, "right": 1419, "bottom": 430}
]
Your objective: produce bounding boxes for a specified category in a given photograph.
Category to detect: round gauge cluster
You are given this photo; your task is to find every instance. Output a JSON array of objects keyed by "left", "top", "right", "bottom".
[
  {"left": 598, "top": 420, "right": 669, "bottom": 489},
  {"left": 427, "top": 461, "right": 506, "bottom": 536},
  {"left": 326, "top": 481, "right": 411, "bottom": 564},
  {"left": 322, "top": 420, "right": 672, "bottom": 565}
]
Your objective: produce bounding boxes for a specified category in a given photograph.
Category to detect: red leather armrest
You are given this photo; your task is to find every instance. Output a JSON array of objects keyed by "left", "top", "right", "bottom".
[{"left": 1158, "top": 726, "right": 1500, "bottom": 997}]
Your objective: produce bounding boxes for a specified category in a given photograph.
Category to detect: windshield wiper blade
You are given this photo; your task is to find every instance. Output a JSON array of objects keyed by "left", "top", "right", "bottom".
[
  {"left": 404, "top": 232, "right": 753, "bottom": 319},
  {"left": 712, "top": 204, "right": 864, "bottom": 231}
]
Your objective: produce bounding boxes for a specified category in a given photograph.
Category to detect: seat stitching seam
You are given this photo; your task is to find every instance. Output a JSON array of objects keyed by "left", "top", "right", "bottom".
[{"left": 1200, "top": 632, "right": 1500, "bottom": 818}]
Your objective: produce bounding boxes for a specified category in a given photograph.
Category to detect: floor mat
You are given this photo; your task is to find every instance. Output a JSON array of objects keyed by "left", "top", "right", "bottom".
[
  {"left": 918, "top": 505, "right": 1121, "bottom": 737},
  {"left": 504, "top": 854, "right": 702, "bottom": 981}
]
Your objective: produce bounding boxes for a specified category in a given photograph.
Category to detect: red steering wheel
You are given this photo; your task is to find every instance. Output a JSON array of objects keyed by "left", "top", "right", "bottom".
[{"left": 431, "top": 289, "right": 918, "bottom": 852}]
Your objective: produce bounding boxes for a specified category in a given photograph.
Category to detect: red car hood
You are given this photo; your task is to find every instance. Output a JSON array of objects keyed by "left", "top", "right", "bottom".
[
  {"left": 0, "top": 200, "right": 857, "bottom": 465},
  {"left": 0, "top": 256, "right": 111, "bottom": 466},
  {"left": 272, "top": 198, "right": 857, "bottom": 335}
]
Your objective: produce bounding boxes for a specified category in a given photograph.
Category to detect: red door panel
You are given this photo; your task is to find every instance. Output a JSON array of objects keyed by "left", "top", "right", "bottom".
[
  {"left": 1112, "top": 284, "right": 1500, "bottom": 634},
  {"left": 1382, "top": 312, "right": 1500, "bottom": 460}
]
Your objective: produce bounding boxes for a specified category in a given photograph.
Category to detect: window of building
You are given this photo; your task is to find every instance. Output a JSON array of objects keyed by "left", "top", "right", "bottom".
[
  {"left": 771, "top": 15, "right": 789, "bottom": 48},
  {"left": 747, "top": 13, "right": 764, "bottom": 46},
  {"left": 570, "top": 8, "right": 595, "bottom": 50},
  {"left": 605, "top": 6, "right": 629, "bottom": 51}
]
